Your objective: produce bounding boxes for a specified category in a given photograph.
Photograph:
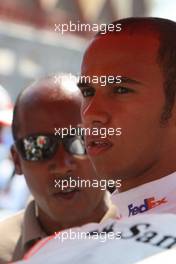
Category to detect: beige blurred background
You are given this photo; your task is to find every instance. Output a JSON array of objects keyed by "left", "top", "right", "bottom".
[{"left": 0, "top": 0, "right": 175, "bottom": 101}]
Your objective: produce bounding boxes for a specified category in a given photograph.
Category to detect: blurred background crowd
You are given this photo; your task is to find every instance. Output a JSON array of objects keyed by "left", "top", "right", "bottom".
[{"left": 0, "top": 0, "right": 175, "bottom": 219}]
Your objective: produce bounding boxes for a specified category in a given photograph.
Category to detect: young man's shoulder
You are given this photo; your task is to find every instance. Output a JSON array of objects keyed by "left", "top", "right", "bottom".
[{"left": 0, "top": 210, "right": 24, "bottom": 263}]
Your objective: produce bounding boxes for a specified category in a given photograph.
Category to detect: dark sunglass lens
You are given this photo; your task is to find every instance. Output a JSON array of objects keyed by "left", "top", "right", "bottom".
[
  {"left": 22, "top": 135, "right": 57, "bottom": 161},
  {"left": 64, "top": 136, "right": 86, "bottom": 155}
]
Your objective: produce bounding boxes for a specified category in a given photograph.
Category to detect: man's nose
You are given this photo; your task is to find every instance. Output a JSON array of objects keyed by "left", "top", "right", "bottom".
[
  {"left": 82, "top": 94, "right": 110, "bottom": 126},
  {"left": 49, "top": 144, "right": 76, "bottom": 174}
]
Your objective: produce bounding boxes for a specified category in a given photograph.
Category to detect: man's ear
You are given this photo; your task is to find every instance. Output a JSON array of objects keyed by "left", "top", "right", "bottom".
[{"left": 11, "top": 145, "right": 23, "bottom": 175}]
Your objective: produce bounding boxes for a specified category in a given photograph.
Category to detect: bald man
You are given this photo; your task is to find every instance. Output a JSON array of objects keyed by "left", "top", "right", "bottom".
[{"left": 0, "top": 75, "right": 115, "bottom": 263}]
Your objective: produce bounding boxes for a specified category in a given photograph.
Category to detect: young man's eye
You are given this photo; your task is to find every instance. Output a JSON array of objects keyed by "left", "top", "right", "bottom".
[
  {"left": 81, "top": 88, "right": 95, "bottom": 97},
  {"left": 113, "top": 86, "right": 134, "bottom": 94}
]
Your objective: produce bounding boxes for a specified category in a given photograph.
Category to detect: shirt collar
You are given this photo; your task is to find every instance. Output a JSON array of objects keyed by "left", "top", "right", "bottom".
[
  {"left": 111, "top": 171, "right": 176, "bottom": 218},
  {"left": 22, "top": 200, "right": 46, "bottom": 248}
]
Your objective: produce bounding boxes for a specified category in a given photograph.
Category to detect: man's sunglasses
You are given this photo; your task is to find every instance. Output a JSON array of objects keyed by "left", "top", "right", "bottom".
[{"left": 15, "top": 134, "right": 86, "bottom": 161}]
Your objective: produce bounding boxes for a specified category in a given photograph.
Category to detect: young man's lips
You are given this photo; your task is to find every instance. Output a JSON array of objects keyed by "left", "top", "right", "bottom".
[{"left": 86, "top": 139, "right": 113, "bottom": 156}]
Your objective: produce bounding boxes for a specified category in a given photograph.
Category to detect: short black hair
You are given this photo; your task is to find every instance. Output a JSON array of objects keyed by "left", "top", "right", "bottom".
[{"left": 97, "top": 17, "right": 176, "bottom": 122}]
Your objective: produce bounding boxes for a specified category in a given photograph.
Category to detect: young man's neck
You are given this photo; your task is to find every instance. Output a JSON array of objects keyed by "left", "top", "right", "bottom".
[{"left": 118, "top": 165, "right": 176, "bottom": 193}]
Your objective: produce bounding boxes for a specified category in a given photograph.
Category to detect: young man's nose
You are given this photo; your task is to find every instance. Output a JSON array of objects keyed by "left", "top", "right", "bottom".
[{"left": 82, "top": 95, "right": 110, "bottom": 127}]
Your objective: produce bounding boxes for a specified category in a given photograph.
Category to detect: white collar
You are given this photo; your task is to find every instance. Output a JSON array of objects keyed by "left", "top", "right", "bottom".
[{"left": 111, "top": 172, "right": 176, "bottom": 218}]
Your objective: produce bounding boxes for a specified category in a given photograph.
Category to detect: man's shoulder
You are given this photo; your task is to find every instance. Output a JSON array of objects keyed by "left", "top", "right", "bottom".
[{"left": 0, "top": 210, "right": 24, "bottom": 263}]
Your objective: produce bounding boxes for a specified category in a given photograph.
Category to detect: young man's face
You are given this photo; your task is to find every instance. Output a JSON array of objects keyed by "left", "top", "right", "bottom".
[
  {"left": 12, "top": 86, "right": 106, "bottom": 227},
  {"left": 80, "top": 32, "right": 176, "bottom": 190}
]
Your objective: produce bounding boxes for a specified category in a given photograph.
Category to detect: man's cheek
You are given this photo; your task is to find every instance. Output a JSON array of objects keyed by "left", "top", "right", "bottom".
[{"left": 24, "top": 172, "right": 44, "bottom": 192}]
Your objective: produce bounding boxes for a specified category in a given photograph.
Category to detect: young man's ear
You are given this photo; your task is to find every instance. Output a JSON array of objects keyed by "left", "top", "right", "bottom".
[{"left": 11, "top": 145, "right": 23, "bottom": 175}]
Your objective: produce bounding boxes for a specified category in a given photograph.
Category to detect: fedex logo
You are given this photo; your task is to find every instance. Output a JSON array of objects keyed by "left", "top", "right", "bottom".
[{"left": 128, "top": 197, "right": 167, "bottom": 216}]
